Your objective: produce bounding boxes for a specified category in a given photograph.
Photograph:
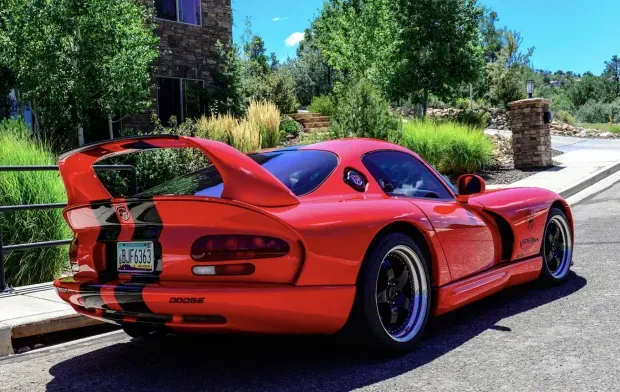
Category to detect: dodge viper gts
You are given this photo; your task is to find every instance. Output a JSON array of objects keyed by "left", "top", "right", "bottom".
[{"left": 54, "top": 135, "right": 574, "bottom": 352}]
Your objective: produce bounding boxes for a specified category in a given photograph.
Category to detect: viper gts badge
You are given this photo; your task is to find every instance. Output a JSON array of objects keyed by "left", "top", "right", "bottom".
[
  {"left": 520, "top": 236, "right": 539, "bottom": 247},
  {"left": 115, "top": 206, "right": 130, "bottom": 222}
]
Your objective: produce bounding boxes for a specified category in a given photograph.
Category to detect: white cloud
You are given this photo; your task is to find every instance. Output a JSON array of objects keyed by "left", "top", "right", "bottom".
[
  {"left": 272, "top": 17, "right": 288, "bottom": 22},
  {"left": 285, "top": 32, "right": 304, "bottom": 47}
]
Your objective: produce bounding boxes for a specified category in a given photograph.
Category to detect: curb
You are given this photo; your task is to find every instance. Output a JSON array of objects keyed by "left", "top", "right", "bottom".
[
  {"left": 0, "top": 312, "right": 104, "bottom": 357},
  {"left": 558, "top": 159, "right": 620, "bottom": 199},
  {"left": 0, "top": 322, "right": 14, "bottom": 357},
  {"left": 11, "top": 312, "right": 103, "bottom": 340},
  {"left": 0, "top": 282, "right": 105, "bottom": 357}
]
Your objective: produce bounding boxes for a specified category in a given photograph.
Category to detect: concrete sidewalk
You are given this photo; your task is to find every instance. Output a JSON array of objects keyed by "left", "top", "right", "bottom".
[
  {"left": 485, "top": 130, "right": 620, "bottom": 197},
  {"left": 0, "top": 283, "right": 102, "bottom": 356}
]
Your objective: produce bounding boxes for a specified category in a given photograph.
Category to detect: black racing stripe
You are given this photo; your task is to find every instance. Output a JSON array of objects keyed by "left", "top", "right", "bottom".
[
  {"left": 92, "top": 202, "right": 121, "bottom": 242},
  {"left": 91, "top": 202, "right": 122, "bottom": 281},
  {"left": 114, "top": 283, "right": 153, "bottom": 314},
  {"left": 129, "top": 200, "right": 164, "bottom": 282},
  {"left": 120, "top": 141, "right": 163, "bottom": 150},
  {"left": 79, "top": 283, "right": 108, "bottom": 310},
  {"left": 58, "top": 134, "right": 179, "bottom": 160}
]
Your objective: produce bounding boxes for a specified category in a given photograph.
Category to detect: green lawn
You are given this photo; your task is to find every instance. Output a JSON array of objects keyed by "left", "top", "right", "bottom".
[{"left": 577, "top": 123, "right": 620, "bottom": 133}]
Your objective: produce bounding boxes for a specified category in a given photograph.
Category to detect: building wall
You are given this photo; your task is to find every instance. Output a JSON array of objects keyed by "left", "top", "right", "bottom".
[
  {"left": 156, "top": 0, "right": 232, "bottom": 83},
  {"left": 123, "top": 0, "right": 232, "bottom": 132}
]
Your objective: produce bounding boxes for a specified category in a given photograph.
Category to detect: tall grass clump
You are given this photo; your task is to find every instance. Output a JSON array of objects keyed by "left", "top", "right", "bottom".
[
  {"left": 196, "top": 113, "right": 261, "bottom": 153},
  {"left": 0, "top": 119, "right": 71, "bottom": 286},
  {"left": 248, "top": 100, "right": 281, "bottom": 148},
  {"left": 400, "top": 119, "right": 493, "bottom": 175}
]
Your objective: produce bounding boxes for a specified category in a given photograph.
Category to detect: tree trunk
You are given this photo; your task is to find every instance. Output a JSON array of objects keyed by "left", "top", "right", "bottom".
[
  {"left": 78, "top": 125, "right": 85, "bottom": 146},
  {"left": 108, "top": 115, "right": 114, "bottom": 139},
  {"left": 422, "top": 89, "right": 428, "bottom": 117}
]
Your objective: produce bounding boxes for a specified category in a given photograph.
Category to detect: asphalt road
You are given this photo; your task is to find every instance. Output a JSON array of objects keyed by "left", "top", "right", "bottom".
[{"left": 2, "top": 182, "right": 620, "bottom": 391}]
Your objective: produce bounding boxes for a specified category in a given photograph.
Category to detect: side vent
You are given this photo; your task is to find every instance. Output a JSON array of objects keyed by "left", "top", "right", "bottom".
[{"left": 484, "top": 210, "right": 514, "bottom": 261}]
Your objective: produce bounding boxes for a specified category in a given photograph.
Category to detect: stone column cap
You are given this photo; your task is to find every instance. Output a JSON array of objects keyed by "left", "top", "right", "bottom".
[{"left": 507, "top": 98, "right": 552, "bottom": 108}]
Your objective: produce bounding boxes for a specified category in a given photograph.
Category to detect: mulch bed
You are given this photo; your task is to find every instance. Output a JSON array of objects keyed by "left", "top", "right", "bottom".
[{"left": 476, "top": 149, "right": 564, "bottom": 186}]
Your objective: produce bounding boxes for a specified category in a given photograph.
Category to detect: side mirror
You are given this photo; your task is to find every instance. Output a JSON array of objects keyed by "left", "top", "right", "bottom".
[{"left": 456, "top": 174, "right": 486, "bottom": 203}]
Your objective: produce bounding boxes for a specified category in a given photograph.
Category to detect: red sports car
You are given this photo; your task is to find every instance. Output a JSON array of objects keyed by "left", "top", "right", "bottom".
[{"left": 54, "top": 135, "right": 574, "bottom": 353}]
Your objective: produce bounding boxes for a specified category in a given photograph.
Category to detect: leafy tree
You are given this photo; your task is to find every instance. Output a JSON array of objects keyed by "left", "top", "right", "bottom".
[
  {"left": 0, "top": 66, "right": 14, "bottom": 119},
  {"left": 312, "top": 0, "right": 400, "bottom": 97},
  {"left": 330, "top": 78, "right": 399, "bottom": 140},
  {"left": 603, "top": 55, "right": 620, "bottom": 101},
  {"left": 565, "top": 74, "right": 605, "bottom": 108},
  {"left": 208, "top": 40, "right": 246, "bottom": 116},
  {"left": 479, "top": 10, "right": 504, "bottom": 63},
  {"left": 269, "top": 52, "right": 280, "bottom": 70},
  {"left": 485, "top": 30, "right": 534, "bottom": 106},
  {"left": 239, "top": 19, "right": 297, "bottom": 113},
  {"left": 244, "top": 36, "right": 269, "bottom": 76},
  {"left": 283, "top": 29, "right": 336, "bottom": 106},
  {"left": 0, "top": 0, "right": 159, "bottom": 148},
  {"left": 393, "top": 0, "right": 485, "bottom": 114}
]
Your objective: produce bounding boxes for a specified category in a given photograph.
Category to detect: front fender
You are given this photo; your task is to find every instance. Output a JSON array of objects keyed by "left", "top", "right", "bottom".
[{"left": 470, "top": 187, "right": 565, "bottom": 260}]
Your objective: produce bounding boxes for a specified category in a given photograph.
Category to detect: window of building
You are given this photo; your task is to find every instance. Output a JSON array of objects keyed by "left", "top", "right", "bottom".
[
  {"left": 156, "top": 77, "right": 204, "bottom": 125},
  {"left": 155, "top": 0, "right": 201, "bottom": 25}
]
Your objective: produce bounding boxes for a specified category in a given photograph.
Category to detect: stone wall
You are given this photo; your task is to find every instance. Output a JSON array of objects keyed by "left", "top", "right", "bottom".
[
  {"left": 123, "top": 0, "right": 232, "bottom": 131},
  {"left": 507, "top": 98, "right": 553, "bottom": 169},
  {"left": 395, "top": 107, "right": 510, "bottom": 130}
]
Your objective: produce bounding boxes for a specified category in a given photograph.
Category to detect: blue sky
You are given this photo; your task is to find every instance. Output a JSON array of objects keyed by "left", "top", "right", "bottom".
[{"left": 232, "top": 0, "right": 620, "bottom": 75}]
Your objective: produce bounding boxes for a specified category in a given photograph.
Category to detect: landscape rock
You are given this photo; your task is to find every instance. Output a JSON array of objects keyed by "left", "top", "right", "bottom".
[
  {"left": 550, "top": 121, "right": 619, "bottom": 139},
  {"left": 397, "top": 106, "right": 511, "bottom": 130}
]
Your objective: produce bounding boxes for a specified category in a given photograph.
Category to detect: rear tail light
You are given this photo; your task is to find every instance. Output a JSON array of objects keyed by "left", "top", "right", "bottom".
[
  {"left": 191, "top": 235, "right": 290, "bottom": 262},
  {"left": 69, "top": 236, "right": 79, "bottom": 274}
]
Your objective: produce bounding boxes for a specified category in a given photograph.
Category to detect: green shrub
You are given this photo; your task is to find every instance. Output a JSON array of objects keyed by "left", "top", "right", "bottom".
[
  {"left": 0, "top": 118, "right": 71, "bottom": 286},
  {"left": 280, "top": 115, "right": 302, "bottom": 137},
  {"left": 400, "top": 119, "right": 493, "bottom": 175},
  {"left": 330, "top": 79, "right": 400, "bottom": 140},
  {"left": 427, "top": 95, "right": 449, "bottom": 109},
  {"left": 554, "top": 110, "right": 575, "bottom": 125},
  {"left": 454, "top": 109, "right": 491, "bottom": 129},
  {"left": 99, "top": 114, "right": 208, "bottom": 196},
  {"left": 308, "top": 95, "right": 336, "bottom": 116},
  {"left": 576, "top": 100, "right": 617, "bottom": 123},
  {"left": 455, "top": 98, "right": 471, "bottom": 110}
]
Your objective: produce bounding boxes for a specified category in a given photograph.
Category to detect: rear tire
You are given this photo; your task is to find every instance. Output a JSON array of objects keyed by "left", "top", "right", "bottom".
[
  {"left": 350, "top": 233, "right": 431, "bottom": 354},
  {"left": 538, "top": 208, "right": 573, "bottom": 286}
]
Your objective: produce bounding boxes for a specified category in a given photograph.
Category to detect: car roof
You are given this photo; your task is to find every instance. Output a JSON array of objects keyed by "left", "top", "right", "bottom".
[{"left": 271, "top": 138, "right": 416, "bottom": 160}]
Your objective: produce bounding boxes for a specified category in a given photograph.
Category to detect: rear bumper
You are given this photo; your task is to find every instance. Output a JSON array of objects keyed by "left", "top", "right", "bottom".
[{"left": 53, "top": 277, "right": 355, "bottom": 334}]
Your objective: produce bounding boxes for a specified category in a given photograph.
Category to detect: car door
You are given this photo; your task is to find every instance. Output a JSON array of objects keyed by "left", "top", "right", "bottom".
[{"left": 362, "top": 150, "right": 496, "bottom": 282}]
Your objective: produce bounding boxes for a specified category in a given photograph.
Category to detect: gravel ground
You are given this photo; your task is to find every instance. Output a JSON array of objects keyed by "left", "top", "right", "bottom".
[{"left": 476, "top": 148, "right": 565, "bottom": 185}]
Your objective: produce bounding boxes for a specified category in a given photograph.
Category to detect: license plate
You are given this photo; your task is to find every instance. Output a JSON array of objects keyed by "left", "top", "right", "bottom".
[{"left": 117, "top": 241, "right": 154, "bottom": 273}]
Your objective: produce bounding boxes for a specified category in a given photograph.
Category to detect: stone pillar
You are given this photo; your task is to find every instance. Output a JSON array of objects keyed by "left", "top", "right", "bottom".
[{"left": 507, "top": 98, "right": 553, "bottom": 169}]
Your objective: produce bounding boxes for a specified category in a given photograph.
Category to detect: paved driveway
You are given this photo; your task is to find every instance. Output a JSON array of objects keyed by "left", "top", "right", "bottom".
[{"left": 1, "top": 183, "right": 620, "bottom": 391}]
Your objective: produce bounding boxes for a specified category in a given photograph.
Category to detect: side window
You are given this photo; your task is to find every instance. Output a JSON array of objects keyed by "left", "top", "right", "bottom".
[{"left": 362, "top": 151, "right": 453, "bottom": 199}]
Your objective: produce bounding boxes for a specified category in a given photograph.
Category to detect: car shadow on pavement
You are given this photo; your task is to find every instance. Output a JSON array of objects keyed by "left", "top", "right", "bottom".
[{"left": 46, "top": 272, "right": 586, "bottom": 392}]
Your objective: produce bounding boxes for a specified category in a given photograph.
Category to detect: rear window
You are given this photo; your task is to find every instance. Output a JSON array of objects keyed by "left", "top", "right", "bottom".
[{"left": 136, "top": 150, "right": 338, "bottom": 198}]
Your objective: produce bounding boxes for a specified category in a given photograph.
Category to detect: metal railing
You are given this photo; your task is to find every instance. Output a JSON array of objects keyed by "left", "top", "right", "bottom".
[{"left": 0, "top": 165, "right": 137, "bottom": 292}]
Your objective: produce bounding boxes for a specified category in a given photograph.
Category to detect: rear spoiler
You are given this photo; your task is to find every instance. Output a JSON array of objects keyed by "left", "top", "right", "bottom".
[{"left": 57, "top": 135, "right": 299, "bottom": 208}]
